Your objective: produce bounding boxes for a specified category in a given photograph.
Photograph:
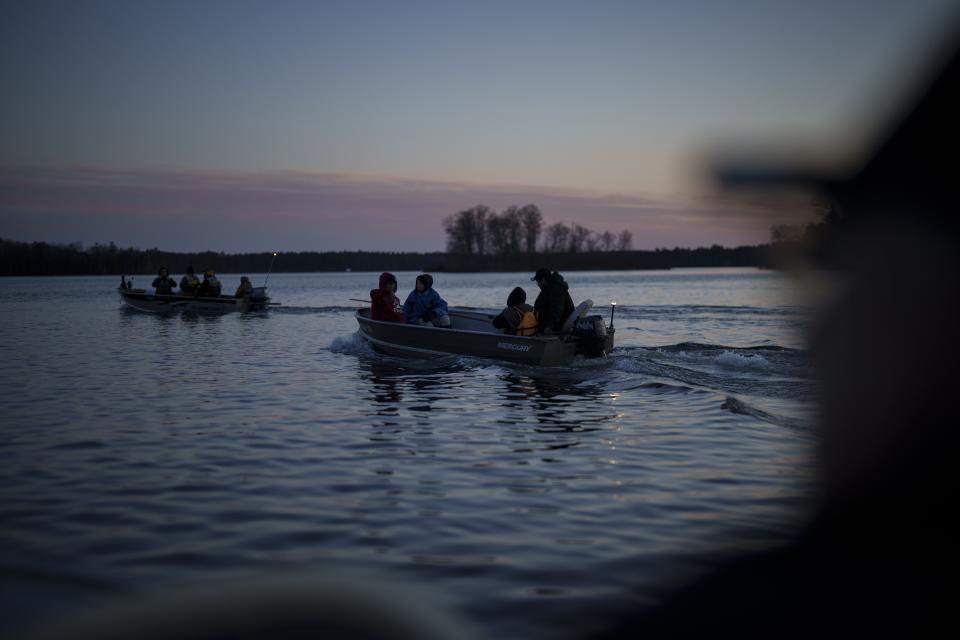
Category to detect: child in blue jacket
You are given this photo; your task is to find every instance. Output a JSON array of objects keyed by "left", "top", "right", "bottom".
[{"left": 403, "top": 274, "right": 451, "bottom": 327}]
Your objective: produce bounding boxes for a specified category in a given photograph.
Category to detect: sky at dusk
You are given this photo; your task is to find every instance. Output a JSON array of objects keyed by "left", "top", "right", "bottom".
[{"left": 2, "top": 0, "right": 957, "bottom": 252}]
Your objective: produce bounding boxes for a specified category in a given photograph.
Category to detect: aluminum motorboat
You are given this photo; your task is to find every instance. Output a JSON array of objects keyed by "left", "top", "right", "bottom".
[
  {"left": 118, "top": 285, "right": 273, "bottom": 313},
  {"left": 355, "top": 302, "right": 614, "bottom": 366}
]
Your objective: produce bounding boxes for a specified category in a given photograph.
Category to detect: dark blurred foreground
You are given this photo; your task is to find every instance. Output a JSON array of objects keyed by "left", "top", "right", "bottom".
[{"left": 598, "top": 25, "right": 960, "bottom": 640}]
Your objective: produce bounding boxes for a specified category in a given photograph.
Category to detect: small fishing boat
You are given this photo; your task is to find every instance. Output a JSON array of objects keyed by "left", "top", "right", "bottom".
[
  {"left": 118, "top": 281, "right": 274, "bottom": 313},
  {"left": 355, "top": 301, "right": 614, "bottom": 366}
]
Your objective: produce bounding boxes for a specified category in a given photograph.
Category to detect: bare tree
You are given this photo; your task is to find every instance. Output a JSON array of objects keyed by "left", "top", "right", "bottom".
[
  {"left": 543, "top": 222, "right": 571, "bottom": 253},
  {"left": 486, "top": 213, "right": 508, "bottom": 255},
  {"left": 569, "top": 224, "right": 591, "bottom": 253},
  {"left": 518, "top": 204, "right": 543, "bottom": 254},
  {"left": 597, "top": 231, "right": 617, "bottom": 251},
  {"left": 599, "top": 231, "right": 615, "bottom": 251},
  {"left": 499, "top": 206, "right": 523, "bottom": 253},
  {"left": 443, "top": 211, "right": 474, "bottom": 254},
  {"left": 473, "top": 205, "right": 490, "bottom": 255},
  {"left": 443, "top": 205, "right": 494, "bottom": 254},
  {"left": 616, "top": 229, "right": 633, "bottom": 251}
]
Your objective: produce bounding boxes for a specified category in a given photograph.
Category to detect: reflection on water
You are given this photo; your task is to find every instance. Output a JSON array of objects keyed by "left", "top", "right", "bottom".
[
  {"left": 498, "top": 371, "right": 619, "bottom": 436},
  {"left": 359, "top": 356, "right": 471, "bottom": 416},
  {"left": 0, "top": 271, "right": 816, "bottom": 640},
  {"left": 359, "top": 354, "right": 624, "bottom": 439}
]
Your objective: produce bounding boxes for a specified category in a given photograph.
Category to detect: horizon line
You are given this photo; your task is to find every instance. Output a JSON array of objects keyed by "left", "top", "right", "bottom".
[{"left": 1, "top": 236, "right": 775, "bottom": 255}]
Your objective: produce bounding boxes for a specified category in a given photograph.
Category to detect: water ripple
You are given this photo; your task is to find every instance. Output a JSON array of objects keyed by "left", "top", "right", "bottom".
[{"left": 0, "top": 271, "right": 816, "bottom": 639}]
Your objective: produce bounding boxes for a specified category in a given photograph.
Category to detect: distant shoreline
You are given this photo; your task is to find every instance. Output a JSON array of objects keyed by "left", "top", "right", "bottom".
[{"left": 0, "top": 238, "right": 777, "bottom": 276}]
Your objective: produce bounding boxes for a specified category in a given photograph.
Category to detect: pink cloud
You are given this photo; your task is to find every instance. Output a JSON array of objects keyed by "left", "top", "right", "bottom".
[{"left": 0, "top": 166, "right": 816, "bottom": 252}]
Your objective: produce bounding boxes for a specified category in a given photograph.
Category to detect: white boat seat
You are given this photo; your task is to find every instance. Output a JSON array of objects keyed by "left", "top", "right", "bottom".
[{"left": 561, "top": 299, "right": 593, "bottom": 334}]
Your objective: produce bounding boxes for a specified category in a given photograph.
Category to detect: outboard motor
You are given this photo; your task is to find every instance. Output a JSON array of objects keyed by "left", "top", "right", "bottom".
[
  {"left": 243, "top": 286, "right": 270, "bottom": 310},
  {"left": 572, "top": 315, "right": 614, "bottom": 357}
]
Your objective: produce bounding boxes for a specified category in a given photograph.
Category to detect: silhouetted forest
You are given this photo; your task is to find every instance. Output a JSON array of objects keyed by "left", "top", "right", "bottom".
[
  {"left": 442, "top": 204, "right": 634, "bottom": 254},
  {"left": 2, "top": 198, "right": 843, "bottom": 276},
  {"left": 0, "top": 237, "right": 774, "bottom": 276}
]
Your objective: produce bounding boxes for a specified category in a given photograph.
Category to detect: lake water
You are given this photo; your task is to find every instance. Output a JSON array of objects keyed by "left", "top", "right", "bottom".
[{"left": 0, "top": 268, "right": 818, "bottom": 638}]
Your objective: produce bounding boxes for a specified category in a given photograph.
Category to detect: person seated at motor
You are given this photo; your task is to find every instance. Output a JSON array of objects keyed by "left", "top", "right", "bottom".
[
  {"left": 403, "top": 273, "right": 451, "bottom": 327},
  {"left": 531, "top": 267, "right": 575, "bottom": 334},
  {"left": 180, "top": 266, "right": 200, "bottom": 295},
  {"left": 152, "top": 267, "right": 176, "bottom": 295},
  {"left": 235, "top": 276, "right": 253, "bottom": 299},
  {"left": 370, "top": 272, "right": 406, "bottom": 322},
  {"left": 493, "top": 286, "right": 538, "bottom": 336},
  {"left": 197, "top": 269, "right": 222, "bottom": 297}
]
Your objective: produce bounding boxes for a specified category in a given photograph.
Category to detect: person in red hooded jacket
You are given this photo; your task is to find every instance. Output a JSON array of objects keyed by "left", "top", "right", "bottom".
[{"left": 370, "top": 272, "right": 405, "bottom": 322}]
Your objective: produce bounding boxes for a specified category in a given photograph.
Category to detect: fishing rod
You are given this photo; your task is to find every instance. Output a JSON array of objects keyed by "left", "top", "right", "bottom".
[{"left": 263, "top": 252, "right": 278, "bottom": 287}]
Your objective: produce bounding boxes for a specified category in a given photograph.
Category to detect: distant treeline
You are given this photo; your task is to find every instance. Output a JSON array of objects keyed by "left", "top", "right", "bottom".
[
  {"left": 0, "top": 237, "right": 776, "bottom": 276},
  {"left": 443, "top": 204, "right": 634, "bottom": 254}
]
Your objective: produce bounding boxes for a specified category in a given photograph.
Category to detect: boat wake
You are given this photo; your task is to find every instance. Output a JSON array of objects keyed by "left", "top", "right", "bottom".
[
  {"left": 273, "top": 305, "right": 362, "bottom": 315},
  {"left": 607, "top": 342, "right": 815, "bottom": 429},
  {"left": 328, "top": 331, "right": 376, "bottom": 356},
  {"left": 331, "top": 333, "right": 811, "bottom": 393},
  {"left": 720, "top": 396, "right": 810, "bottom": 430},
  {"left": 614, "top": 343, "right": 812, "bottom": 395},
  {"left": 615, "top": 304, "right": 806, "bottom": 319}
]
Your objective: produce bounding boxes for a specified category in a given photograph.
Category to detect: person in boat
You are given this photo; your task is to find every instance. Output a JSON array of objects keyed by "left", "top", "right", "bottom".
[
  {"left": 235, "top": 276, "right": 253, "bottom": 299},
  {"left": 198, "top": 269, "right": 222, "bottom": 297},
  {"left": 403, "top": 273, "right": 451, "bottom": 327},
  {"left": 152, "top": 267, "right": 177, "bottom": 295},
  {"left": 531, "top": 267, "right": 575, "bottom": 334},
  {"left": 180, "top": 266, "right": 200, "bottom": 296},
  {"left": 370, "top": 272, "right": 405, "bottom": 322},
  {"left": 493, "top": 286, "right": 538, "bottom": 336}
]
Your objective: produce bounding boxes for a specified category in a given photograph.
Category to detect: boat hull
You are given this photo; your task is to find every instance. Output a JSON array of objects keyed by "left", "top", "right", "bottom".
[
  {"left": 355, "top": 308, "right": 611, "bottom": 366},
  {"left": 119, "top": 288, "right": 271, "bottom": 313}
]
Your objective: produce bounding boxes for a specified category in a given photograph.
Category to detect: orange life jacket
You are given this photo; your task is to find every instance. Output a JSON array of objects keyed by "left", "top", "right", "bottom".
[{"left": 515, "top": 310, "right": 538, "bottom": 336}]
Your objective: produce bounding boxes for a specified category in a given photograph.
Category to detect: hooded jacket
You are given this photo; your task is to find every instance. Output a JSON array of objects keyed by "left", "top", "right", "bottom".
[
  {"left": 403, "top": 276, "right": 449, "bottom": 324},
  {"left": 534, "top": 271, "right": 575, "bottom": 332},
  {"left": 152, "top": 274, "right": 176, "bottom": 295},
  {"left": 180, "top": 272, "right": 199, "bottom": 294},
  {"left": 493, "top": 286, "right": 538, "bottom": 335},
  {"left": 235, "top": 278, "right": 253, "bottom": 299},
  {"left": 370, "top": 272, "right": 405, "bottom": 322},
  {"left": 198, "top": 273, "right": 221, "bottom": 297}
]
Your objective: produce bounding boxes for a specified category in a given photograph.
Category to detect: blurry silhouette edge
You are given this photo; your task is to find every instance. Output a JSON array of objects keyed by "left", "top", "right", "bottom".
[
  {"left": 597, "top": 22, "right": 960, "bottom": 639},
  {"left": 29, "top": 573, "right": 478, "bottom": 640}
]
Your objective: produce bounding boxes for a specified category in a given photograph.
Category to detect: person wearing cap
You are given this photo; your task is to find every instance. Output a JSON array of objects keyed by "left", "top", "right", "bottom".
[
  {"left": 531, "top": 267, "right": 575, "bottom": 333},
  {"left": 235, "top": 276, "right": 253, "bottom": 299},
  {"left": 152, "top": 267, "right": 176, "bottom": 295},
  {"left": 493, "top": 286, "right": 538, "bottom": 336},
  {"left": 197, "top": 269, "right": 222, "bottom": 297},
  {"left": 370, "top": 272, "right": 405, "bottom": 322},
  {"left": 403, "top": 273, "right": 451, "bottom": 327},
  {"left": 179, "top": 266, "right": 200, "bottom": 296}
]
